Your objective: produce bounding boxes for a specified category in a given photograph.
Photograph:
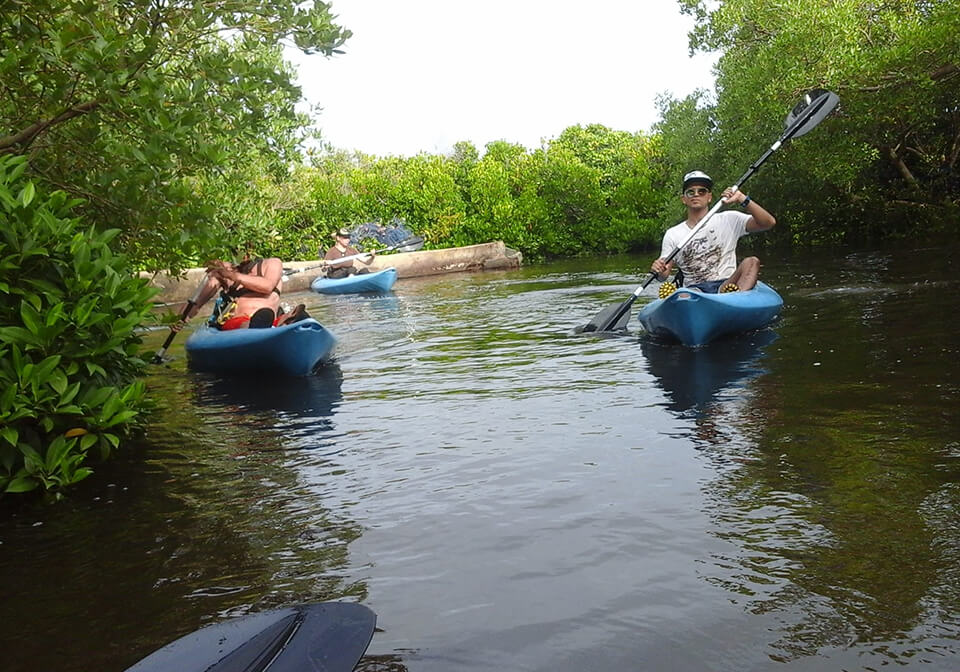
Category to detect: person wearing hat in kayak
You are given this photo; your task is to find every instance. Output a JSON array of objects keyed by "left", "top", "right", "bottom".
[
  {"left": 651, "top": 170, "right": 776, "bottom": 293},
  {"left": 323, "top": 227, "right": 377, "bottom": 279}
]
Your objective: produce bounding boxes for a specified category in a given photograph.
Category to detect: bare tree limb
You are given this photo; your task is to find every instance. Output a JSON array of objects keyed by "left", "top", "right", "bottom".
[
  {"left": 885, "top": 145, "right": 918, "bottom": 184},
  {"left": 930, "top": 64, "right": 959, "bottom": 81},
  {"left": 0, "top": 100, "right": 100, "bottom": 154},
  {"left": 948, "top": 127, "right": 960, "bottom": 171}
]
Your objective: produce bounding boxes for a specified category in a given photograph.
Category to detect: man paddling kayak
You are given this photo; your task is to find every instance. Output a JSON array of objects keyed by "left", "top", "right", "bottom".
[
  {"left": 172, "top": 254, "right": 308, "bottom": 332},
  {"left": 651, "top": 170, "right": 776, "bottom": 293},
  {"left": 323, "top": 227, "right": 376, "bottom": 279}
]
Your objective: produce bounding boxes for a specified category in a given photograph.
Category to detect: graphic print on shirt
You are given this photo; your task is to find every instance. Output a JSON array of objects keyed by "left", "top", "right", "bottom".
[{"left": 677, "top": 228, "right": 723, "bottom": 285}]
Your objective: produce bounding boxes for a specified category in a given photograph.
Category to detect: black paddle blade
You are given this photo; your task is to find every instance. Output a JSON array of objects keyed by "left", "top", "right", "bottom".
[
  {"left": 393, "top": 236, "right": 425, "bottom": 253},
  {"left": 151, "top": 328, "right": 180, "bottom": 364},
  {"left": 580, "top": 296, "right": 635, "bottom": 333},
  {"left": 784, "top": 89, "right": 839, "bottom": 139},
  {"left": 125, "top": 602, "right": 376, "bottom": 672}
]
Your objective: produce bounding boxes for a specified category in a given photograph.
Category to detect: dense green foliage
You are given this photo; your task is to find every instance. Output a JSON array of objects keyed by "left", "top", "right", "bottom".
[
  {"left": 663, "top": 0, "right": 960, "bottom": 244},
  {"left": 0, "top": 156, "right": 156, "bottom": 496},
  {"left": 1, "top": 0, "right": 350, "bottom": 271},
  {"left": 193, "top": 126, "right": 669, "bottom": 262},
  {"left": 6, "top": 0, "right": 957, "bottom": 265}
]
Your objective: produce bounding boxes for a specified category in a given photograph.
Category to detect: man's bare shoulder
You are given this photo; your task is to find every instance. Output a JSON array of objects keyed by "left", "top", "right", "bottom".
[{"left": 258, "top": 257, "right": 284, "bottom": 278}]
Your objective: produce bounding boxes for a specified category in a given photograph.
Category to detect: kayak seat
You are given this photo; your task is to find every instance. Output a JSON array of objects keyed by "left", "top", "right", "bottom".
[{"left": 276, "top": 304, "right": 310, "bottom": 327}]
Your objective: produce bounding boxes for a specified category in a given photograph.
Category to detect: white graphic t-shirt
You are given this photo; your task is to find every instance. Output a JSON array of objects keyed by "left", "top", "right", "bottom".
[{"left": 659, "top": 211, "right": 752, "bottom": 285}]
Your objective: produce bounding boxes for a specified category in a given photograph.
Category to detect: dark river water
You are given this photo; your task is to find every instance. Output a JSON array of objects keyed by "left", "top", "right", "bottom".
[{"left": 2, "top": 246, "right": 958, "bottom": 671}]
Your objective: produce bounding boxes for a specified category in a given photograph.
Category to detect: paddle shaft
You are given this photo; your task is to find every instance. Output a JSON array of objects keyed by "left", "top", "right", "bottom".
[
  {"left": 596, "top": 195, "right": 728, "bottom": 330},
  {"left": 151, "top": 277, "right": 208, "bottom": 363},
  {"left": 590, "top": 91, "right": 839, "bottom": 332}
]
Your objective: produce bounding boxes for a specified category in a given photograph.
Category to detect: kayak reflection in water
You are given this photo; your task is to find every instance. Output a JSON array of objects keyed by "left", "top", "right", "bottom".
[{"left": 650, "top": 170, "right": 776, "bottom": 295}]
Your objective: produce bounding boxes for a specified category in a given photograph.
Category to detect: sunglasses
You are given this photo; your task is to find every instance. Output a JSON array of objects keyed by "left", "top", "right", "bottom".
[{"left": 684, "top": 187, "right": 710, "bottom": 197}]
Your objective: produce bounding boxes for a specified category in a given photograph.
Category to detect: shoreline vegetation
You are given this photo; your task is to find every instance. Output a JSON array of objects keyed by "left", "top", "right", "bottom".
[
  {"left": 3, "top": 0, "right": 959, "bottom": 496},
  {"left": 144, "top": 241, "right": 523, "bottom": 304}
]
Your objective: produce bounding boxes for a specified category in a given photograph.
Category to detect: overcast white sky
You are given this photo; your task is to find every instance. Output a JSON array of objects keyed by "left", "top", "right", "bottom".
[{"left": 284, "top": 0, "right": 717, "bottom": 157}]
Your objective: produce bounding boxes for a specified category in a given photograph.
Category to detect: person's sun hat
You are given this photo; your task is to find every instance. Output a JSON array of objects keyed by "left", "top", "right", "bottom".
[
  {"left": 332, "top": 227, "right": 351, "bottom": 239},
  {"left": 682, "top": 170, "right": 713, "bottom": 192}
]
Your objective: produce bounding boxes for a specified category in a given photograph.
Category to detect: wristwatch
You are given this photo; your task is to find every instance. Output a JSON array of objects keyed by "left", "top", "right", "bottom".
[{"left": 740, "top": 195, "right": 752, "bottom": 208}]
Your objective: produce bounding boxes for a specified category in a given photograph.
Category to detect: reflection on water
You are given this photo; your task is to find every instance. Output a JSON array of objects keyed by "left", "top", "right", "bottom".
[
  {"left": 191, "top": 363, "right": 344, "bottom": 413},
  {"left": 641, "top": 329, "right": 778, "bottom": 414},
  {"left": 1, "top": 250, "right": 959, "bottom": 671},
  {"left": 190, "top": 364, "right": 346, "bottom": 451},
  {"left": 0, "top": 359, "right": 364, "bottom": 672},
  {"left": 694, "top": 252, "right": 960, "bottom": 668}
]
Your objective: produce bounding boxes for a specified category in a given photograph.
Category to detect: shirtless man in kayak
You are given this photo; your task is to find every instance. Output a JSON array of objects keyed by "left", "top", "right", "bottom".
[
  {"left": 651, "top": 170, "right": 776, "bottom": 293},
  {"left": 172, "top": 255, "right": 305, "bottom": 331}
]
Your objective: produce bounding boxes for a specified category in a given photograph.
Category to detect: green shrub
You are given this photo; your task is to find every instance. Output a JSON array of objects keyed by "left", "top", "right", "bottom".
[{"left": 0, "top": 156, "right": 156, "bottom": 497}]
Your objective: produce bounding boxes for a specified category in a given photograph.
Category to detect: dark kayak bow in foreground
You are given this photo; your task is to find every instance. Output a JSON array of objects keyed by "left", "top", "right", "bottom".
[
  {"left": 125, "top": 601, "right": 376, "bottom": 672},
  {"left": 637, "top": 282, "right": 783, "bottom": 346}
]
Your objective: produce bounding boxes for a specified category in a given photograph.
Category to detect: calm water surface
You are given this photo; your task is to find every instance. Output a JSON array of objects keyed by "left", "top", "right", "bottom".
[{"left": 1, "top": 246, "right": 958, "bottom": 671}]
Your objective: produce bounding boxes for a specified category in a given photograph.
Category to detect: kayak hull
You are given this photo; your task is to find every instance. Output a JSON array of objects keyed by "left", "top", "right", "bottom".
[
  {"left": 638, "top": 281, "right": 783, "bottom": 346},
  {"left": 311, "top": 268, "right": 397, "bottom": 294},
  {"left": 125, "top": 602, "right": 376, "bottom": 672},
  {"left": 185, "top": 318, "right": 336, "bottom": 376}
]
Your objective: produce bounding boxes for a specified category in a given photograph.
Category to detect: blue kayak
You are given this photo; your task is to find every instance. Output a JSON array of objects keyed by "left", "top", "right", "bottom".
[
  {"left": 638, "top": 281, "right": 783, "bottom": 346},
  {"left": 311, "top": 268, "right": 397, "bottom": 294},
  {"left": 185, "top": 318, "right": 336, "bottom": 376}
]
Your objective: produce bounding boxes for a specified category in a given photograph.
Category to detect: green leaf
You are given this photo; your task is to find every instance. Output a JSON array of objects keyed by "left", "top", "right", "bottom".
[
  {"left": 0, "top": 326, "right": 42, "bottom": 346},
  {"left": 45, "top": 436, "right": 69, "bottom": 472},
  {"left": 59, "top": 381, "right": 81, "bottom": 405},
  {"left": 103, "top": 409, "right": 138, "bottom": 427},
  {"left": 33, "top": 355, "right": 61, "bottom": 383},
  {"left": 0, "top": 426, "right": 17, "bottom": 447},
  {"left": 0, "top": 384, "right": 16, "bottom": 411},
  {"left": 5, "top": 476, "right": 39, "bottom": 493},
  {"left": 18, "top": 182, "right": 35, "bottom": 207},
  {"left": 70, "top": 467, "right": 93, "bottom": 482},
  {"left": 48, "top": 369, "right": 68, "bottom": 395},
  {"left": 81, "top": 386, "right": 113, "bottom": 408}
]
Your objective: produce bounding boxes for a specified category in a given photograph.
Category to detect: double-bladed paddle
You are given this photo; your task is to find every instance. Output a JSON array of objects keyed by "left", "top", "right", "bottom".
[
  {"left": 283, "top": 235, "right": 425, "bottom": 277},
  {"left": 581, "top": 89, "right": 840, "bottom": 333}
]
